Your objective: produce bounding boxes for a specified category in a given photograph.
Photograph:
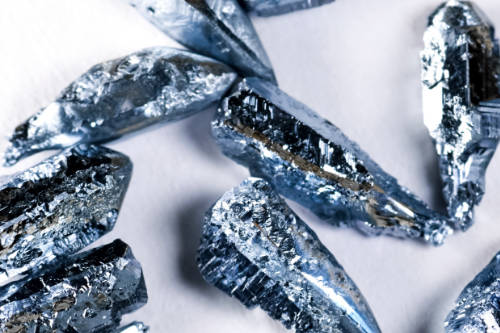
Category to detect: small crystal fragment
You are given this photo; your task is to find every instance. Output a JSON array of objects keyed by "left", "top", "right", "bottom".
[
  {"left": 421, "top": 0, "right": 500, "bottom": 230},
  {"left": 0, "top": 239, "right": 148, "bottom": 332},
  {"left": 238, "top": 0, "right": 334, "bottom": 16},
  {"left": 445, "top": 250, "right": 500, "bottom": 332},
  {"left": 198, "top": 177, "right": 381, "bottom": 333},
  {"left": 4, "top": 47, "right": 238, "bottom": 166},
  {"left": 213, "top": 78, "right": 452, "bottom": 245},
  {"left": 129, "top": 0, "right": 276, "bottom": 83},
  {"left": 0, "top": 145, "right": 132, "bottom": 283},
  {"left": 117, "top": 322, "right": 149, "bottom": 333}
]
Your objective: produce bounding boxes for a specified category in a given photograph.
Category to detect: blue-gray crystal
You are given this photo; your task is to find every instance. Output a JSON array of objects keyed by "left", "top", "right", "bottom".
[
  {"left": 445, "top": 250, "right": 500, "bottom": 332},
  {"left": 198, "top": 177, "right": 381, "bottom": 333},
  {"left": 129, "top": 0, "right": 276, "bottom": 83},
  {"left": 238, "top": 0, "right": 334, "bottom": 16},
  {"left": 421, "top": 0, "right": 500, "bottom": 230},
  {"left": 0, "top": 145, "right": 132, "bottom": 284},
  {"left": 212, "top": 77, "right": 453, "bottom": 245},
  {"left": 0, "top": 239, "right": 148, "bottom": 333},
  {"left": 4, "top": 47, "right": 237, "bottom": 166},
  {"left": 116, "top": 322, "right": 149, "bottom": 333}
]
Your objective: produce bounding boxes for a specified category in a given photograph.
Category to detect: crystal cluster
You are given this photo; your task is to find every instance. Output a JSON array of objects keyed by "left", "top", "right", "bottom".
[
  {"left": 117, "top": 322, "right": 149, "bottom": 333},
  {"left": 0, "top": 239, "right": 147, "bottom": 332},
  {"left": 421, "top": 0, "right": 500, "bottom": 230},
  {"left": 213, "top": 77, "right": 452, "bottom": 245},
  {"left": 238, "top": 0, "right": 334, "bottom": 16},
  {"left": 0, "top": 145, "right": 132, "bottom": 283},
  {"left": 129, "top": 0, "right": 276, "bottom": 83},
  {"left": 198, "top": 177, "right": 381, "bottom": 333},
  {"left": 4, "top": 47, "right": 237, "bottom": 166}
]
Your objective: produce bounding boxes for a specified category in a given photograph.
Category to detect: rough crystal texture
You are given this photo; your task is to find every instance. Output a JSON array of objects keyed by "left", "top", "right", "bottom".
[
  {"left": 129, "top": 0, "right": 276, "bottom": 83},
  {"left": 0, "top": 145, "right": 132, "bottom": 284},
  {"left": 4, "top": 47, "right": 237, "bottom": 166},
  {"left": 117, "top": 322, "right": 149, "bottom": 333},
  {"left": 213, "top": 78, "right": 453, "bottom": 245},
  {"left": 238, "top": 0, "right": 334, "bottom": 16},
  {"left": 198, "top": 177, "right": 381, "bottom": 333},
  {"left": 421, "top": 0, "right": 500, "bottom": 230},
  {"left": 445, "top": 250, "right": 500, "bottom": 332},
  {"left": 0, "top": 239, "right": 148, "bottom": 333}
]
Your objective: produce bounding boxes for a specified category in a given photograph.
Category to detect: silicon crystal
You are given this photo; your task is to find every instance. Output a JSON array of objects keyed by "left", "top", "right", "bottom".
[
  {"left": 117, "top": 322, "right": 149, "bottom": 333},
  {"left": 239, "top": 0, "right": 334, "bottom": 16}
]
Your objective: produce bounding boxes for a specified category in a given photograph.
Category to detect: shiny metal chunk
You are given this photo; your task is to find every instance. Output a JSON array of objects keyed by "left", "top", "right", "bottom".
[
  {"left": 239, "top": 0, "right": 334, "bottom": 16},
  {"left": 117, "top": 322, "right": 149, "bottom": 333}
]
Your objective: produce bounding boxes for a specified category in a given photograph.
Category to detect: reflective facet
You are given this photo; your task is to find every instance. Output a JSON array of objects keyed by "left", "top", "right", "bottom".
[
  {"left": 0, "top": 145, "right": 132, "bottom": 284},
  {"left": 117, "top": 322, "right": 149, "bottom": 333},
  {"left": 421, "top": 0, "right": 500, "bottom": 230},
  {"left": 4, "top": 47, "right": 237, "bottom": 166},
  {"left": 0, "top": 239, "right": 148, "bottom": 333},
  {"left": 198, "top": 177, "right": 381, "bottom": 333},
  {"left": 213, "top": 78, "right": 453, "bottom": 245},
  {"left": 238, "top": 0, "right": 334, "bottom": 16}
]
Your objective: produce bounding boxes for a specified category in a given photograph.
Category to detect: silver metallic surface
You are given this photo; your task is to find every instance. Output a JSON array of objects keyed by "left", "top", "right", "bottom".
[
  {"left": 213, "top": 78, "right": 453, "bottom": 245},
  {"left": 445, "top": 250, "right": 500, "bottom": 332},
  {"left": 238, "top": 0, "right": 334, "bottom": 16},
  {"left": 4, "top": 47, "right": 237, "bottom": 166},
  {"left": 198, "top": 177, "right": 381, "bottom": 333},
  {"left": 117, "top": 322, "right": 149, "bottom": 333},
  {"left": 0, "top": 145, "right": 132, "bottom": 284},
  {"left": 421, "top": 0, "right": 500, "bottom": 230},
  {"left": 129, "top": 0, "right": 276, "bottom": 83},
  {"left": 0, "top": 239, "right": 148, "bottom": 333}
]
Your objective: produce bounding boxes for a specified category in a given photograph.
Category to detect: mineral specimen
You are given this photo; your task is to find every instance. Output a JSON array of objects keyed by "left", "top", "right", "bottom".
[
  {"left": 445, "top": 250, "right": 500, "bottom": 332},
  {"left": 238, "top": 0, "right": 334, "bottom": 16},
  {"left": 198, "top": 178, "right": 381, "bottom": 333},
  {"left": 0, "top": 145, "right": 132, "bottom": 283},
  {"left": 421, "top": 0, "right": 500, "bottom": 230},
  {"left": 129, "top": 0, "right": 276, "bottom": 83},
  {"left": 4, "top": 47, "right": 237, "bottom": 166},
  {"left": 213, "top": 77, "right": 452, "bottom": 245},
  {"left": 0, "top": 239, "right": 148, "bottom": 332},
  {"left": 117, "top": 322, "right": 149, "bottom": 333}
]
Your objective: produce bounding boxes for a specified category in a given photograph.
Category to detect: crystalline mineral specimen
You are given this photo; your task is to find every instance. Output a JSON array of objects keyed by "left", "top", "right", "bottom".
[
  {"left": 0, "top": 239, "right": 147, "bottom": 332},
  {"left": 117, "top": 322, "right": 149, "bottom": 333},
  {"left": 445, "top": 251, "right": 500, "bottom": 332},
  {"left": 0, "top": 145, "right": 132, "bottom": 283},
  {"left": 213, "top": 77, "right": 452, "bottom": 245},
  {"left": 238, "top": 0, "right": 334, "bottom": 16},
  {"left": 4, "top": 47, "right": 237, "bottom": 166},
  {"left": 421, "top": 0, "right": 500, "bottom": 230},
  {"left": 198, "top": 177, "right": 381, "bottom": 333},
  {"left": 129, "top": 0, "right": 276, "bottom": 83}
]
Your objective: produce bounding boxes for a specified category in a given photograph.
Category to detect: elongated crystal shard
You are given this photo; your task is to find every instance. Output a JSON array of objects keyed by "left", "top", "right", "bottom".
[
  {"left": 117, "top": 322, "right": 149, "bottom": 333},
  {"left": 238, "top": 0, "right": 334, "bottom": 16},
  {"left": 445, "top": 251, "right": 500, "bottom": 332},
  {"left": 0, "top": 239, "right": 147, "bottom": 332},
  {"left": 421, "top": 0, "right": 500, "bottom": 230},
  {"left": 4, "top": 47, "right": 237, "bottom": 166},
  {"left": 213, "top": 78, "right": 452, "bottom": 245},
  {"left": 0, "top": 145, "right": 132, "bottom": 283},
  {"left": 198, "top": 178, "right": 381, "bottom": 333},
  {"left": 129, "top": 0, "right": 276, "bottom": 83}
]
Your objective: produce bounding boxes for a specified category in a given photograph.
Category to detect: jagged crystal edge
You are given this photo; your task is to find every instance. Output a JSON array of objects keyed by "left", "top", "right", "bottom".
[
  {"left": 198, "top": 177, "right": 381, "bottom": 333},
  {"left": 212, "top": 77, "right": 453, "bottom": 245},
  {"left": 129, "top": 0, "right": 276, "bottom": 83},
  {"left": 0, "top": 239, "right": 148, "bottom": 332},
  {"left": 421, "top": 0, "right": 500, "bottom": 230},
  {"left": 116, "top": 322, "right": 149, "bottom": 333},
  {"left": 0, "top": 144, "right": 132, "bottom": 284},
  {"left": 4, "top": 46, "right": 238, "bottom": 166},
  {"left": 238, "top": 0, "right": 334, "bottom": 16}
]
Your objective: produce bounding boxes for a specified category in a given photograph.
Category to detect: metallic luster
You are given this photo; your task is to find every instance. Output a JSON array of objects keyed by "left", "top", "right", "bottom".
[
  {"left": 238, "top": 0, "right": 334, "bottom": 16},
  {"left": 129, "top": 0, "right": 276, "bottom": 83},
  {"left": 421, "top": 0, "right": 500, "bottom": 230},
  {"left": 198, "top": 177, "right": 381, "bottom": 333},
  {"left": 213, "top": 78, "right": 453, "bottom": 245},
  {"left": 117, "top": 322, "right": 149, "bottom": 333},
  {"left": 0, "top": 145, "right": 132, "bottom": 284},
  {"left": 4, "top": 47, "right": 238, "bottom": 166},
  {"left": 0, "top": 239, "right": 148, "bottom": 333}
]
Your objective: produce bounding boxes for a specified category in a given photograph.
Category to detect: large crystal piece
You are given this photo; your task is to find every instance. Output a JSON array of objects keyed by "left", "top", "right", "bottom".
[
  {"left": 0, "top": 239, "right": 147, "bottom": 332},
  {"left": 198, "top": 178, "right": 381, "bottom": 333},
  {"left": 238, "top": 0, "right": 334, "bottom": 16},
  {"left": 4, "top": 47, "right": 237, "bottom": 166},
  {"left": 129, "top": 0, "right": 276, "bottom": 83},
  {"left": 117, "top": 322, "right": 149, "bottom": 333},
  {"left": 421, "top": 0, "right": 500, "bottom": 230},
  {"left": 213, "top": 78, "right": 452, "bottom": 245},
  {"left": 0, "top": 145, "right": 132, "bottom": 283},
  {"left": 445, "top": 250, "right": 500, "bottom": 332}
]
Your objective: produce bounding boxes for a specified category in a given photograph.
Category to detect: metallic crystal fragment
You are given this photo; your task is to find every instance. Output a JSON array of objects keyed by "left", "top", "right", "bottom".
[
  {"left": 445, "top": 251, "right": 500, "bottom": 332},
  {"left": 0, "top": 239, "right": 148, "bottom": 332},
  {"left": 117, "top": 322, "right": 149, "bottom": 333},
  {"left": 213, "top": 77, "right": 452, "bottom": 245},
  {"left": 129, "top": 0, "right": 276, "bottom": 83},
  {"left": 198, "top": 177, "right": 381, "bottom": 333},
  {"left": 4, "top": 47, "right": 238, "bottom": 166},
  {"left": 238, "top": 0, "right": 334, "bottom": 16},
  {"left": 421, "top": 0, "right": 500, "bottom": 230},
  {"left": 0, "top": 145, "right": 132, "bottom": 283}
]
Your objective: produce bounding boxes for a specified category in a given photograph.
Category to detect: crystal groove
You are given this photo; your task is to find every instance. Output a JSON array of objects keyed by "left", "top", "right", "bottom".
[{"left": 238, "top": 0, "right": 334, "bottom": 16}]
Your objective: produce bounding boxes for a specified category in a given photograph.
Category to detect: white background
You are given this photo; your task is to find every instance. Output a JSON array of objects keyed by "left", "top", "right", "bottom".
[{"left": 1, "top": 1, "right": 500, "bottom": 332}]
